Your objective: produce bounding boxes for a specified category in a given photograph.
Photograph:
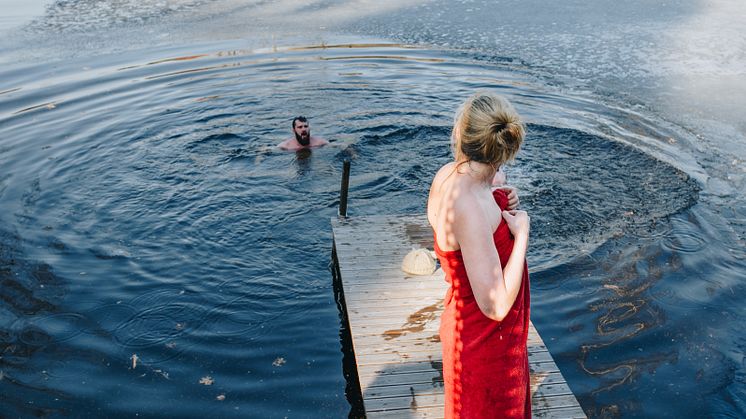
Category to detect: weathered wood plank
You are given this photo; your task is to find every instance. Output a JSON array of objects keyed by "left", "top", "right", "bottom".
[
  {"left": 362, "top": 371, "right": 571, "bottom": 400},
  {"left": 354, "top": 346, "right": 555, "bottom": 367},
  {"left": 353, "top": 334, "right": 547, "bottom": 354},
  {"left": 339, "top": 275, "right": 446, "bottom": 289},
  {"left": 366, "top": 393, "right": 445, "bottom": 412},
  {"left": 345, "top": 290, "right": 445, "bottom": 311},
  {"left": 332, "top": 215, "right": 586, "bottom": 419},
  {"left": 336, "top": 269, "right": 440, "bottom": 279},
  {"left": 343, "top": 291, "right": 448, "bottom": 305},
  {"left": 348, "top": 322, "right": 545, "bottom": 348},
  {"left": 357, "top": 359, "right": 564, "bottom": 386},
  {"left": 352, "top": 336, "right": 546, "bottom": 354},
  {"left": 366, "top": 406, "right": 444, "bottom": 419},
  {"left": 352, "top": 355, "right": 563, "bottom": 390},
  {"left": 365, "top": 392, "right": 586, "bottom": 413},
  {"left": 533, "top": 405, "right": 588, "bottom": 418}
]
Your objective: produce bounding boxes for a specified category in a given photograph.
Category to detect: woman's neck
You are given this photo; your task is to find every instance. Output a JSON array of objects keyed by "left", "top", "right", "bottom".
[{"left": 456, "top": 160, "right": 495, "bottom": 187}]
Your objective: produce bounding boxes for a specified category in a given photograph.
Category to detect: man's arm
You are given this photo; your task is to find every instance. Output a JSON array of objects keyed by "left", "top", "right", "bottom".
[
  {"left": 310, "top": 137, "right": 328, "bottom": 147},
  {"left": 278, "top": 138, "right": 295, "bottom": 150}
]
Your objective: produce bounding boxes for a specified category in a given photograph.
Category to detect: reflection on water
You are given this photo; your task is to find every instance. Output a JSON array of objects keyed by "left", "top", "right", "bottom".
[
  {"left": 0, "top": 42, "right": 743, "bottom": 417},
  {"left": 580, "top": 243, "right": 675, "bottom": 397},
  {"left": 294, "top": 148, "right": 314, "bottom": 177},
  {"left": 533, "top": 208, "right": 746, "bottom": 418}
]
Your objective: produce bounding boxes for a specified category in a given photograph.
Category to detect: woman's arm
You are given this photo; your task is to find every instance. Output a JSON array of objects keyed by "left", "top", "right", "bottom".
[{"left": 455, "top": 203, "right": 529, "bottom": 321}]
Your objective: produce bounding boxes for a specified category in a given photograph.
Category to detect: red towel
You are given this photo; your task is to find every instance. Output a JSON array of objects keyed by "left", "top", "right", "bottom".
[{"left": 434, "top": 189, "right": 531, "bottom": 418}]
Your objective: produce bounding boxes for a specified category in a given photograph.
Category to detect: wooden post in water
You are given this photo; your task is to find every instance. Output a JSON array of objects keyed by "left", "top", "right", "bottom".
[{"left": 339, "top": 160, "right": 351, "bottom": 217}]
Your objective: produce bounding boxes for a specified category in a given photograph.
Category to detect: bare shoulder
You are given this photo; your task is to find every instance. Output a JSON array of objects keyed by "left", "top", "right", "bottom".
[
  {"left": 428, "top": 162, "right": 461, "bottom": 229},
  {"left": 428, "top": 163, "right": 455, "bottom": 201},
  {"left": 278, "top": 138, "right": 294, "bottom": 150},
  {"left": 432, "top": 162, "right": 456, "bottom": 188},
  {"left": 310, "top": 136, "right": 328, "bottom": 146}
]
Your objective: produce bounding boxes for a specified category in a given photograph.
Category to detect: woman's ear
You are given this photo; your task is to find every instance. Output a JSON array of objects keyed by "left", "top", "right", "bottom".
[{"left": 492, "top": 166, "right": 506, "bottom": 186}]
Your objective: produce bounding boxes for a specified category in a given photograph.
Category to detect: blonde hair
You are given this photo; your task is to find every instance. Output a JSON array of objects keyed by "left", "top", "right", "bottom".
[{"left": 452, "top": 92, "right": 525, "bottom": 167}]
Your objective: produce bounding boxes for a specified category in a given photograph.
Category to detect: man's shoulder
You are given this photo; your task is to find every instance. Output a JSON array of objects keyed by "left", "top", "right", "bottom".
[
  {"left": 278, "top": 138, "right": 297, "bottom": 150},
  {"left": 310, "top": 136, "right": 328, "bottom": 146}
]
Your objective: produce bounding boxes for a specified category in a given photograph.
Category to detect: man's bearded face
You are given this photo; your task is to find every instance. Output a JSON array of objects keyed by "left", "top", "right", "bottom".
[{"left": 294, "top": 121, "right": 311, "bottom": 146}]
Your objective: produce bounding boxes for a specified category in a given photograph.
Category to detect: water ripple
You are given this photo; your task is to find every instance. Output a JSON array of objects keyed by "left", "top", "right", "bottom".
[{"left": 0, "top": 42, "right": 720, "bottom": 417}]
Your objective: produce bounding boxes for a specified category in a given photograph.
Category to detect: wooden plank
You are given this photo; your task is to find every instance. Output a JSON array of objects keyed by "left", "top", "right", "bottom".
[
  {"left": 348, "top": 322, "right": 545, "bottom": 348},
  {"left": 366, "top": 404, "right": 586, "bottom": 419},
  {"left": 338, "top": 274, "right": 446, "bottom": 288},
  {"left": 352, "top": 336, "right": 546, "bottom": 354},
  {"left": 352, "top": 337, "right": 546, "bottom": 356},
  {"left": 356, "top": 362, "right": 564, "bottom": 399},
  {"left": 332, "top": 215, "right": 586, "bottom": 419},
  {"left": 362, "top": 383, "right": 577, "bottom": 418},
  {"left": 366, "top": 393, "right": 445, "bottom": 412},
  {"left": 347, "top": 302, "right": 445, "bottom": 319},
  {"left": 337, "top": 268, "right": 437, "bottom": 277},
  {"left": 360, "top": 369, "right": 442, "bottom": 388},
  {"left": 354, "top": 346, "right": 555, "bottom": 367},
  {"left": 343, "top": 289, "right": 444, "bottom": 299},
  {"left": 533, "top": 405, "right": 588, "bottom": 418},
  {"left": 365, "top": 392, "right": 585, "bottom": 413},
  {"left": 366, "top": 405, "right": 444, "bottom": 419},
  {"left": 358, "top": 359, "right": 564, "bottom": 386},
  {"left": 343, "top": 291, "right": 447, "bottom": 305},
  {"left": 364, "top": 382, "right": 444, "bottom": 399},
  {"left": 347, "top": 304, "right": 445, "bottom": 317},
  {"left": 362, "top": 371, "right": 571, "bottom": 399},
  {"left": 355, "top": 341, "right": 552, "bottom": 362}
]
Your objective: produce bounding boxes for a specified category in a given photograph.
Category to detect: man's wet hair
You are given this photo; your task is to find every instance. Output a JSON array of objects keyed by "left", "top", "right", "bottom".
[{"left": 292, "top": 116, "right": 308, "bottom": 128}]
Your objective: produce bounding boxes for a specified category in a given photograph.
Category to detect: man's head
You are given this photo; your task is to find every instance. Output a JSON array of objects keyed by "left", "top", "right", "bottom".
[{"left": 292, "top": 116, "right": 311, "bottom": 146}]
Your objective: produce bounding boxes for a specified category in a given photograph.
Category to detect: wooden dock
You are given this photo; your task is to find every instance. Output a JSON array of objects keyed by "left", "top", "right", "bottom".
[{"left": 331, "top": 214, "right": 586, "bottom": 418}]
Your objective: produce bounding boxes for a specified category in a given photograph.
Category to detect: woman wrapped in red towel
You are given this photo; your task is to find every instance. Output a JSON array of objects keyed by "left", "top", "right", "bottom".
[{"left": 427, "top": 92, "right": 531, "bottom": 418}]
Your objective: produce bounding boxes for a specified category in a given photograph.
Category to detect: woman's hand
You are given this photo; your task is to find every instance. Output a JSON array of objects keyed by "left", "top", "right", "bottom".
[
  {"left": 502, "top": 209, "right": 530, "bottom": 238},
  {"left": 491, "top": 167, "right": 519, "bottom": 210},
  {"left": 494, "top": 186, "right": 520, "bottom": 210}
]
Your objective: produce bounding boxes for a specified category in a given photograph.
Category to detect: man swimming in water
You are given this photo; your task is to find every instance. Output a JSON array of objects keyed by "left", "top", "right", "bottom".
[{"left": 278, "top": 116, "right": 329, "bottom": 150}]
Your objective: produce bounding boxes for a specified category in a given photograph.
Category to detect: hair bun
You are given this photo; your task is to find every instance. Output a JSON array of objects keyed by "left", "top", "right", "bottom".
[
  {"left": 452, "top": 92, "right": 525, "bottom": 166},
  {"left": 491, "top": 121, "right": 507, "bottom": 133}
]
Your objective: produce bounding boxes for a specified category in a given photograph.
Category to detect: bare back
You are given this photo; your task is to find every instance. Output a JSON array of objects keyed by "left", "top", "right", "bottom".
[{"left": 427, "top": 162, "right": 502, "bottom": 252}]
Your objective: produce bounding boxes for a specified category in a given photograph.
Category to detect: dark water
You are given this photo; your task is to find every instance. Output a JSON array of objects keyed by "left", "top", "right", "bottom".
[{"left": 1, "top": 1, "right": 745, "bottom": 418}]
